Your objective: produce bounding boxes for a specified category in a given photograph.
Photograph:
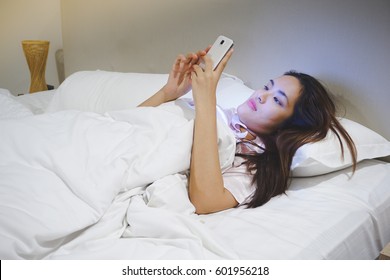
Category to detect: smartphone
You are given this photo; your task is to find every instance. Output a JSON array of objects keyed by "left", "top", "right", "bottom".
[{"left": 200, "top": 35, "right": 234, "bottom": 70}]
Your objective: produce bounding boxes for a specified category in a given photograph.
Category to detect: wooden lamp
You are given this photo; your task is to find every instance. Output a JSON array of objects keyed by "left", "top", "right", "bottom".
[{"left": 22, "top": 40, "right": 50, "bottom": 93}]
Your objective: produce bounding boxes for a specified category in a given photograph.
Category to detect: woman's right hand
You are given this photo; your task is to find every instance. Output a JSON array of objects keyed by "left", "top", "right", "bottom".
[
  {"left": 161, "top": 48, "right": 208, "bottom": 102},
  {"left": 138, "top": 47, "right": 209, "bottom": 107}
]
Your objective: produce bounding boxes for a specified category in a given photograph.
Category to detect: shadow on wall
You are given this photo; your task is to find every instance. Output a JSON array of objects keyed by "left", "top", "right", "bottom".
[{"left": 55, "top": 49, "right": 65, "bottom": 84}]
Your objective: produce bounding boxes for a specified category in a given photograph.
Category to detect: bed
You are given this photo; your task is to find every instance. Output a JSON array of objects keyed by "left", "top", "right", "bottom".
[{"left": 1, "top": 71, "right": 390, "bottom": 260}]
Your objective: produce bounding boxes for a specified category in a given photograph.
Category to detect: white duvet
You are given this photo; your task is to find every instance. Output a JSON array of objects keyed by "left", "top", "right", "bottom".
[
  {"left": 0, "top": 95, "right": 236, "bottom": 259},
  {"left": 3, "top": 91, "right": 390, "bottom": 260}
]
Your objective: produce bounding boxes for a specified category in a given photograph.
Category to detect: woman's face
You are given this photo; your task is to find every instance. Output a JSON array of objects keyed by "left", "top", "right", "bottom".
[{"left": 237, "top": 75, "right": 302, "bottom": 135}]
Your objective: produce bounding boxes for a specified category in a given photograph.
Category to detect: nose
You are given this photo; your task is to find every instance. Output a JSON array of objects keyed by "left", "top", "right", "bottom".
[{"left": 257, "top": 92, "right": 270, "bottom": 104}]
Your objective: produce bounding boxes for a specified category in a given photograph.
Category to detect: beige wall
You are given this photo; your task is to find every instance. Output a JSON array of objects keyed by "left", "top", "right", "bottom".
[
  {"left": 0, "top": 0, "right": 389, "bottom": 140},
  {"left": 61, "top": 0, "right": 390, "bottom": 140},
  {"left": 0, "top": 0, "right": 62, "bottom": 94}
]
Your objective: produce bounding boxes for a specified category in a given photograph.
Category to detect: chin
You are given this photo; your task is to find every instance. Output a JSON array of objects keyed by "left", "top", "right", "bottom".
[{"left": 236, "top": 104, "right": 246, "bottom": 117}]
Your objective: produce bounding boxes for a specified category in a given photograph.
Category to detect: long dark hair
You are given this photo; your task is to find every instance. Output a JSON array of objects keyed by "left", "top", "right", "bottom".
[{"left": 238, "top": 71, "right": 357, "bottom": 208}]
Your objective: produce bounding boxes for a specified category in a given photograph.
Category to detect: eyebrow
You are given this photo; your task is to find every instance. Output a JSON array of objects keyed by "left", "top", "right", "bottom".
[{"left": 270, "top": 79, "right": 289, "bottom": 105}]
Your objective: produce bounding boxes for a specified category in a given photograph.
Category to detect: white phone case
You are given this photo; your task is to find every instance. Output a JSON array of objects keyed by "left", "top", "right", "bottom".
[{"left": 200, "top": 35, "right": 234, "bottom": 70}]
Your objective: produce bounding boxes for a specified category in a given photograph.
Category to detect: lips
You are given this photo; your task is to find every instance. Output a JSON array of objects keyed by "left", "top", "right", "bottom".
[{"left": 247, "top": 99, "right": 257, "bottom": 111}]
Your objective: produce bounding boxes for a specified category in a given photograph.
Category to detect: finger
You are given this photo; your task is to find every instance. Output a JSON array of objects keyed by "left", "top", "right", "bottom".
[
  {"left": 192, "top": 64, "right": 204, "bottom": 77},
  {"left": 183, "top": 53, "right": 197, "bottom": 71},
  {"left": 185, "top": 53, "right": 195, "bottom": 63},
  {"left": 192, "top": 64, "right": 202, "bottom": 72},
  {"left": 189, "top": 53, "right": 199, "bottom": 67},
  {"left": 178, "top": 54, "right": 186, "bottom": 63},
  {"left": 196, "top": 48, "right": 207, "bottom": 58},
  {"left": 192, "top": 46, "right": 210, "bottom": 67},
  {"left": 197, "top": 46, "right": 211, "bottom": 63},
  {"left": 191, "top": 69, "right": 198, "bottom": 82},
  {"left": 173, "top": 54, "right": 185, "bottom": 70},
  {"left": 174, "top": 54, "right": 189, "bottom": 81},
  {"left": 203, "top": 54, "right": 214, "bottom": 72},
  {"left": 171, "top": 55, "right": 184, "bottom": 79},
  {"left": 173, "top": 55, "right": 180, "bottom": 69},
  {"left": 215, "top": 48, "right": 234, "bottom": 75}
]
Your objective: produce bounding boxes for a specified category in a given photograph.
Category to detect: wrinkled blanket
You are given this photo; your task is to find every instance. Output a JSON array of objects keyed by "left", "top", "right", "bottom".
[{"left": 0, "top": 98, "right": 236, "bottom": 259}]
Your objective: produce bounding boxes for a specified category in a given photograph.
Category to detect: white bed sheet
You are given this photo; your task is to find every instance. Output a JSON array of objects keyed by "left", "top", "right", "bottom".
[
  {"left": 46, "top": 159, "right": 390, "bottom": 260},
  {"left": 201, "top": 159, "right": 390, "bottom": 259}
]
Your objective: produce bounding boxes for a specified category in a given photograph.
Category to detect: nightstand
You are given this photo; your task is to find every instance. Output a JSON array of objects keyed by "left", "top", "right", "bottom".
[{"left": 379, "top": 243, "right": 390, "bottom": 260}]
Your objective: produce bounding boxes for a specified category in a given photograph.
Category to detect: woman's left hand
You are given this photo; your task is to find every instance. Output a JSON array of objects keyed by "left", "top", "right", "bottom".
[
  {"left": 191, "top": 49, "right": 234, "bottom": 106},
  {"left": 188, "top": 47, "right": 236, "bottom": 214}
]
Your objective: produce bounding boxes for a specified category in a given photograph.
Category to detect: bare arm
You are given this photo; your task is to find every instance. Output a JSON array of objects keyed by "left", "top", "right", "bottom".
[{"left": 189, "top": 49, "right": 237, "bottom": 214}]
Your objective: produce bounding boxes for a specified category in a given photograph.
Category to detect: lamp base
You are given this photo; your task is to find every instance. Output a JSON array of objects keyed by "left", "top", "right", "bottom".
[{"left": 22, "top": 40, "right": 50, "bottom": 93}]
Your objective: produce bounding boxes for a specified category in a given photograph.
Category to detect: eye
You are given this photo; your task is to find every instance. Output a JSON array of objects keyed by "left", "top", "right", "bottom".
[{"left": 274, "top": 97, "right": 283, "bottom": 106}]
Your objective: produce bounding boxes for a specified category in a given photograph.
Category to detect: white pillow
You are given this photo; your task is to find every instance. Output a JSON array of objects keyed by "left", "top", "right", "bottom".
[
  {"left": 210, "top": 79, "right": 390, "bottom": 176},
  {"left": 291, "top": 118, "right": 390, "bottom": 177},
  {"left": 182, "top": 72, "right": 254, "bottom": 109},
  {"left": 46, "top": 70, "right": 169, "bottom": 113}
]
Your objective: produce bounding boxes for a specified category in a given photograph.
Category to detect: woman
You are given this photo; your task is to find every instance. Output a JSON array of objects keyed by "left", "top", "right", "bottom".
[{"left": 139, "top": 48, "right": 357, "bottom": 214}]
